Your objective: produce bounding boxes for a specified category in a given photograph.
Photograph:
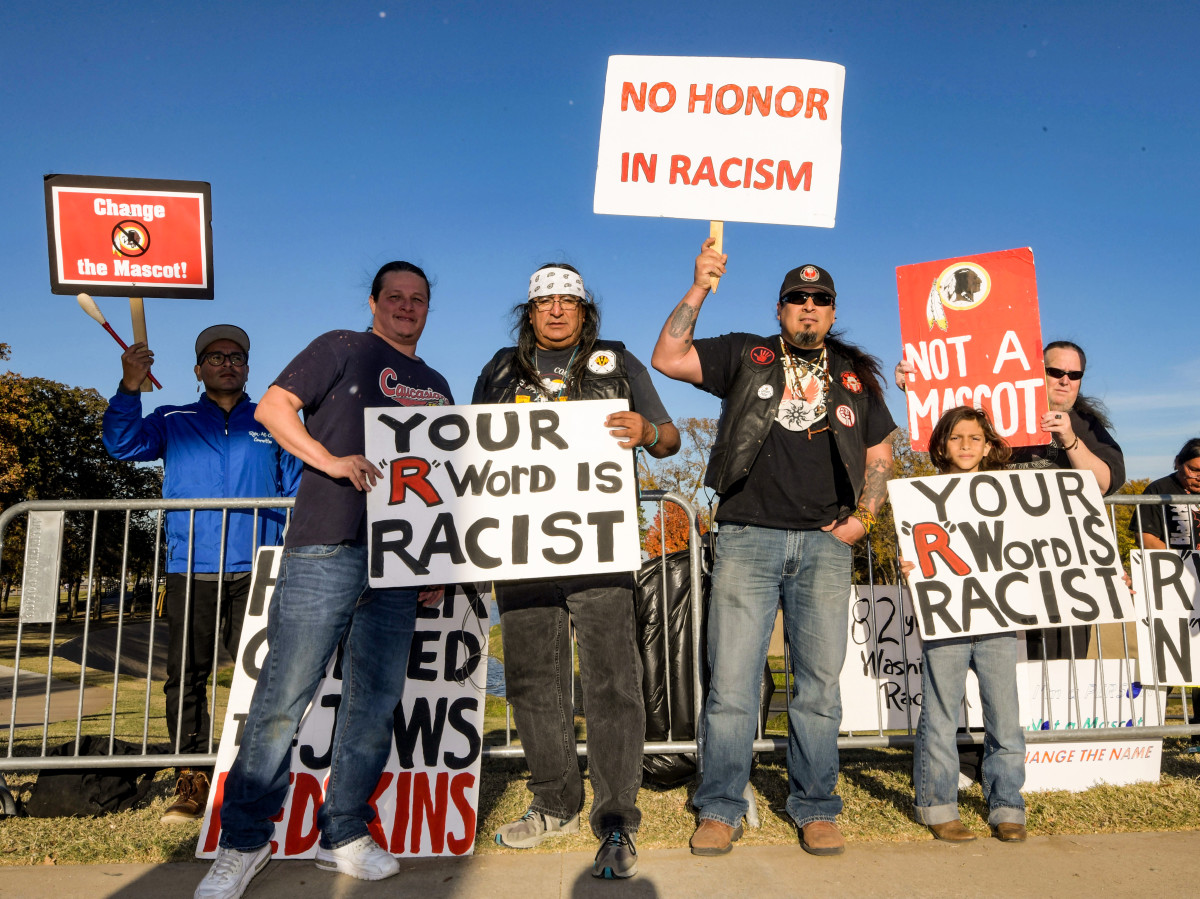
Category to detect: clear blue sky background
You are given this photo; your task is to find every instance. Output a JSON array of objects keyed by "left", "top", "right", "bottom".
[{"left": 2, "top": 1, "right": 1196, "bottom": 480}]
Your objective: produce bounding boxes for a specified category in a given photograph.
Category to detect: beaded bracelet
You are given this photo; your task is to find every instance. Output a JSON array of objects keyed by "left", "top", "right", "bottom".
[{"left": 852, "top": 505, "right": 877, "bottom": 534}]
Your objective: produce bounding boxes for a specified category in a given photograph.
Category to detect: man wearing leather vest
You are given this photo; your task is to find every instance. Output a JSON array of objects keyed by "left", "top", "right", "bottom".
[
  {"left": 473, "top": 263, "right": 680, "bottom": 881},
  {"left": 653, "top": 240, "right": 897, "bottom": 858}
]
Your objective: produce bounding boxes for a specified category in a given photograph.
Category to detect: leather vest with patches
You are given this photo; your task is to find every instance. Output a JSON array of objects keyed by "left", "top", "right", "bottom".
[
  {"left": 705, "top": 337, "right": 872, "bottom": 513},
  {"left": 476, "top": 340, "right": 632, "bottom": 403}
]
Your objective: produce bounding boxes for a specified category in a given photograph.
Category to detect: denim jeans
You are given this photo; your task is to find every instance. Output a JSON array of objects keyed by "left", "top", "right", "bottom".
[
  {"left": 218, "top": 543, "right": 419, "bottom": 851},
  {"left": 913, "top": 632, "right": 1026, "bottom": 826},
  {"left": 694, "top": 523, "right": 852, "bottom": 828},
  {"left": 495, "top": 572, "right": 644, "bottom": 837}
]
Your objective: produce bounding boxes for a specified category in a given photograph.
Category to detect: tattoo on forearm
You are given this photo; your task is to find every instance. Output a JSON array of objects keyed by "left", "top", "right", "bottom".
[
  {"left": 861, "top": 457, "right": 891, "bottom": 513},
  {"left": 667, "top": 303, "right": 697, "bottom": 340}
]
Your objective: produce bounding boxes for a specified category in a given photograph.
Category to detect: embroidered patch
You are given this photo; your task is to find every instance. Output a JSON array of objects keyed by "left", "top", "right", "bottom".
[
  {"left": 587, "top": 351, "right": 617, "bottom": 374},
  {"left": 841, "top": 372, "right": 862, "bottom": 393},
  {"left": 835, "top": 404, "right": 855, "bottom": 427},
  {"left": 757, "top": 384, "right": 774, "bottom": 399},
  {"left": 800, "top": 265, "right": 820, "bottom": 282},
  {"left": 750, "top": 346, "right": 775, "bottom": 365}
]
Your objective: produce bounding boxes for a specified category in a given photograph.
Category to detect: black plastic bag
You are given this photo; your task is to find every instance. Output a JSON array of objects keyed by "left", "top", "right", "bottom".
[{"left": 22, "top": 736, "right": 163, "bottom": 818}]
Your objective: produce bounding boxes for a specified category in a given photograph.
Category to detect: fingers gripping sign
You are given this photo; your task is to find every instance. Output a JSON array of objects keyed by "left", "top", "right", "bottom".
[
  {"left": 605, "top": 410, "right": 653, "bottom": 449},
  {"left": 328, "top": 454, "right": 383, "bottom": 492}
]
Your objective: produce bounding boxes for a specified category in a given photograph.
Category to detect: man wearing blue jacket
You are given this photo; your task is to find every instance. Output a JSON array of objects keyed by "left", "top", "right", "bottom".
[{"left": 103, "top": 324, "right": 300, "bottom": 825}]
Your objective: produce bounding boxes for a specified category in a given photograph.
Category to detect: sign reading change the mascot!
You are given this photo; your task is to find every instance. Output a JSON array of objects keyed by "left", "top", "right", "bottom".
[
  {"left": 365, "top": 399, "right": 641, "bottom": 587},
  {"left": 199, "top": 548, "right": 490, "bottom": 859},
  {"left": 889, "top": 469, "right": 1136, "bottom": 641},
  {"left": 44, "top": 173, "right": 213, "bottom": 299},
  {"left": 594, "top": 56, "right": 845, "bottom": 228},
  {"left": 1131, "top": 550, "right": 1200, "bottom": 685},
  {"left": 896, "top": 247, "right": 1049, "bottom": 452}
]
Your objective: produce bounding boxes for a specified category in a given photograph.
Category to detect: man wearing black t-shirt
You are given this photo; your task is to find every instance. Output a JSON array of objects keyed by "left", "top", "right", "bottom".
[
  {"left": 474, "top": 263, "right": 680, "bottom": 881},
  {"left": 196, "top": 262, "right": 452, "bottom": 899},
  {"left": 653, "top": 240, "right": 896, "bottom": 859}
]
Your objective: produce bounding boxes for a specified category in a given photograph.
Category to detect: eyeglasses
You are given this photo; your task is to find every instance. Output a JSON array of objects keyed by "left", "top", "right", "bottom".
[
  {"left": 781, "top": 291, "right": 834, "bottom": 307},
  {"left": 200, "top": 351, "right": 248, "bottom": 367},
  {"left": 1045, "top": 366, "right": 1083, "bottom": 381},
  {"left": 530, "top": 296, "right": 582, "bottom": 311}
]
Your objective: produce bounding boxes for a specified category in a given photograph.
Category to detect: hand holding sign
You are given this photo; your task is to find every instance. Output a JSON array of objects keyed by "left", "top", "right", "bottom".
[{"left": 76, "top": 293, "right": 163, "bottom": 389}]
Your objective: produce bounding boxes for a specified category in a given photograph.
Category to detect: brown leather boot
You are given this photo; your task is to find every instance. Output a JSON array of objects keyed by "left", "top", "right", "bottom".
[
  {"left": 689, "top": 819, "right": 744, "bottom": 856},
  {"left": 799, "top": 820, "right": 845, "bottom": 856},
  {"left": 928, "top": 819, "right": 978, "bottom": 843},
  {"left": 992, "top": 822, "right": 1027, "bottom": 842},
  {"left": 160, "top": 769, "right": 210, "bottom": 824}
]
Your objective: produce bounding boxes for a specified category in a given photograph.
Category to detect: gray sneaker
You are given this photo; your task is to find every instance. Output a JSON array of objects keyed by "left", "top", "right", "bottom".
[
  {"left": 593, "top": 829, "right": 638, "bottom": 879},
  {"left": 494, "top": 808, "right": 580, "bottom": 848}
]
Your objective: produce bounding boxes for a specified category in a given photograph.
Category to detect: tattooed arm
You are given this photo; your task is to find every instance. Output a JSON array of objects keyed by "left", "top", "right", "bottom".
[
  {"left": 651, "top": 238, "right": 727, "bottom": 386},
  {"left": 823, "top": 430, "right": 896, "bottom": 545}
]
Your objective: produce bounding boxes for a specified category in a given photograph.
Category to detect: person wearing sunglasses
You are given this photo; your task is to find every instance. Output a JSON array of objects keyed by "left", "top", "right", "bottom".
[
  {"left": 473, "top": 263, "right": 680, "bottom": 881},
  {"left": 102, "top": 324, "right": 301, "bottom": 828},
  {"left": 652, "top": 240, "right": 897, "bottom": 858}
]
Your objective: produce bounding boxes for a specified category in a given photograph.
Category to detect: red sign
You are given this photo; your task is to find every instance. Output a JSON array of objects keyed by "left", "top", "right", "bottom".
[
  {"left": 896, "top": 247, "right": 1049, "bottom": 452},
  {"left": 44, "top": 174, "right": 213, "bottom": 299}
]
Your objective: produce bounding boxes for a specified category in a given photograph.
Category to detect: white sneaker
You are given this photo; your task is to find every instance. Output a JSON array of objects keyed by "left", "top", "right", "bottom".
[
  {"left": 194, "top": 845, "right": 270, "bottom": 899},
  {"left": 314, "top": 834, "right": 400, "bottom": 881}
]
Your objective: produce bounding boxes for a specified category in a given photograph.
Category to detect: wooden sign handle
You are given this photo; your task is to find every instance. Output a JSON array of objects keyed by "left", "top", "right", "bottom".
[
  {"left": 709, "top": 221, "right": 724, "bottom": 293},
  {"left": 129, "top": 297, "right": 153, "bottom": 392}
]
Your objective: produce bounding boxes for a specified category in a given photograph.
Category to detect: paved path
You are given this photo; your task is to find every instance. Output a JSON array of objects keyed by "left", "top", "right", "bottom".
[
  {"left": 0, "top": 832, "right": 1196, "bottom": 899},
  {"left": 0, "top": 666, "right": 110, "bottom": 730}
]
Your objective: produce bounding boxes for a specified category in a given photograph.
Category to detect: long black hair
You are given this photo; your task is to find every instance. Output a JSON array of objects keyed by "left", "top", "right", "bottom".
[
  {"left": 824, "top": 331, "right": 885, "bottom": 400},
  {"left": 510, "top": 262, "right": 601, "bottom": 397}
]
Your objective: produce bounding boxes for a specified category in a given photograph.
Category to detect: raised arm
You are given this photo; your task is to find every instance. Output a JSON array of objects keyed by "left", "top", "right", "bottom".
[
  {"left": 651, "top": 238, "right": 727, "bottom": 386},
  {"left": 255, "top": 385, "right": 382, "bottom": 492}
]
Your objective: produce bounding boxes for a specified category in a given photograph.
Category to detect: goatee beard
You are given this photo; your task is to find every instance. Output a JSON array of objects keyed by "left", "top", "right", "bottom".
[{"left": 793, "top": 328, "right": 821, "bottom": 349}]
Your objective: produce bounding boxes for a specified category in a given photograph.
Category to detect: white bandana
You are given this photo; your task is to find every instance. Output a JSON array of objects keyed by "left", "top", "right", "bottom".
[{"left": 528, "top": 267, "right": 586, "bottom": 301}]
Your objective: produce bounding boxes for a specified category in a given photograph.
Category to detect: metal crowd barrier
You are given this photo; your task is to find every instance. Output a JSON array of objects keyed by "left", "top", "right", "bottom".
[{"left": 3, "top": 493, "right": 1197, "bottom": 778}]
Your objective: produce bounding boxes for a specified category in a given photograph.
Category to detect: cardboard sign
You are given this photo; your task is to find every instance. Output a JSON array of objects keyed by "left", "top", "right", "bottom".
[
  {"left": 594, "top": 55, "right": 845, "bottom": 228},
  {"left": 1021, "top": 659, "right": 1165, "bottom": 732},
  {"left": 365, "top": 400, "right": 641, "bottom": 587},
  {"left": 890, "top": 469, "right": 1136, "bottom": 640},
  {"left": 199, "top": 548, "right": 490, "bottom": 858},
  {"left": 1132, "top": 550, "right": 1200, "bottom": 685},
  {"left": 896, "top": 248, "right": 1049, "bottom": 451},
  {"left": 1022, "top": 740, "right": 1161, "bottom": 792},
  {"left": 44, "top": 173, "right": 213, "bottom": 299}
]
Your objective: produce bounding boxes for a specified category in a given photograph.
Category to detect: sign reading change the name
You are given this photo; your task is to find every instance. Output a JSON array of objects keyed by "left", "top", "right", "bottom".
[
  {"left": 889, "top": 469, "right": 1135, "bottom": 640},
  {"left": 594, "top": 55, "right": 845, "bottom": 228},
  {"left": 365, "top": 400, "right": 641, "bottom": 587}
]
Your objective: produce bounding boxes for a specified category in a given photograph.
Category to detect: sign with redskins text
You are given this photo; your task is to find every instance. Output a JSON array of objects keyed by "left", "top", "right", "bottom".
[
  {"left": 198, "top": 548, "right": 490, "bottom": 859},
  {"left": 594, "top": 56, "right": 845, "bottom": 228},
  {"left": 896, "top": 247, "right": 1049, "bottom": 452},
  {"left": 889, "top": 469, "right": 1136, "bottom": 640},
  {"left": 365, "top": 399, "right": 641, "bottom": 587},
  {"left": 1131, "top": 550, "right": 1200, "bottom": 685},
  {"left": 44, "top": 173, "right": 213, "bottom": 299}
]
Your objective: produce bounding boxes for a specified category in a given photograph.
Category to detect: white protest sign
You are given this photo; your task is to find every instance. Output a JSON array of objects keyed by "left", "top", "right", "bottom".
[
  {"left": 198, "top": 548, "right": 490, "bottom": 859},
  {"left": 840, "top": 586, "right": 983, "bottom": 731},
  {"left": 1020, "top": 659, "right": 1164, "bottom": 732},
  {"left": 594, "top": 56, "right": 845, "bottom": 228},
  {"left": 365, "top": 400, "right": 641, "bottom": 587},
  {"left": 1131, "top": 550, "right": 1200, "bottom": 685},
  {"left": 1022, "top": 740, "right": 1161, "bottom": 792},
  {"left": 890, "top": 469, "right": 1136, "bottom": 640}
]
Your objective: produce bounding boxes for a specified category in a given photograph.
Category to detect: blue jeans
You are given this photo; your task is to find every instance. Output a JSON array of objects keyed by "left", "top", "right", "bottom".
[
  {"left": 694, "top": 524, "right": 852, "bottom": 828},
  {"left": 218, "top": 543, "right": 419, "bottom": 851},
  {"left": 913, "top": 633, "right": 1026, "bottom": 826},
  {"left": 496, "top": 573, "right": 644, "bottom": 837}
]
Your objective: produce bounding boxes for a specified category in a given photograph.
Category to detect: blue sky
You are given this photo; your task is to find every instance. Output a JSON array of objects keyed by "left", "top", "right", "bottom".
[{"left": 2, "top": 1, "right": 1196, "bottom": 479}]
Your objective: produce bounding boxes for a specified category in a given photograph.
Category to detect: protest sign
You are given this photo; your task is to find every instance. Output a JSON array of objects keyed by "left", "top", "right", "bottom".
[
  {"left": 198, "top": 548, "right": 490, "bottom": 859},
  {"left": 1022, "top": 740, "right": 1161, "bottom": 792},
  {"left": 365, "top": 400, "right": 641, "bottom": 587},
  {"left": 1131, "top": 550, "right": 1200, "bottom": 685},
  {"left": 896, "top": 247, "right": 1049, "bottom": 451},
  {"left": 44, "top": 174, "right": 213, "bottom": 299},
  {"left": 889, "top": 469, "right": 1135, "bottom": 640},
  {"left": 1021, "top": 659, "right": 1164, "bottom": 732},
  {"left": 594, "top": 56, "right": 845, "bottom": 228}
]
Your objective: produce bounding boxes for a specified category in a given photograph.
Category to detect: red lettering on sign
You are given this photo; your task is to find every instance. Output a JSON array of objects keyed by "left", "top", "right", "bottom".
[
  {"left": 365, "top": 772, "right": 394, "bottom": 850},
  {"left": 202, "top": 772, "right": 229, "bottom": 853},
  {"left": 447, "top": 773, "right": 477, "bottom": 855},
  {"left": 284, "top": 773, "right": 322, "bottom": 855},
  {"left": 914, "top": 522, "right": 972, "bottom": 578},
  {"left": 390, "top": 457, "right": 443, "bottom": 506},
  {"left": 388, "top": 772, "right": 413, "bottom": 853},
  {"left": 411, "top": 772, "right": 450, "bottom": 854}
]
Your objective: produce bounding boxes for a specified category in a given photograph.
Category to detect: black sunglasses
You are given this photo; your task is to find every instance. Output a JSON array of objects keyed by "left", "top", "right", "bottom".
[
  {"left": 781, "top": 291, "right": 834, "bottom": 307},
  {"left": 1045, "top": 366, "right": 1083, "bottom": 381}
]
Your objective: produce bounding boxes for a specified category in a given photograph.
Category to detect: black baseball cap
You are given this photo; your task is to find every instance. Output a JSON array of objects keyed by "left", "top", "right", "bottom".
[{"left": 779, "top": 264, "right": 836, "bottom": 300}]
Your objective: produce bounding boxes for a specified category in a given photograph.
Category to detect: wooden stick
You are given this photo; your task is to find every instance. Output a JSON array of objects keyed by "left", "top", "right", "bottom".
[
  {"left": 75, "top": 293, "right": 162, "bottom": 389},
  {"left": 709, "top": 221, "right": 724, "bottom": 292},
  {"left": 129, "top": 297, "right": 152, "bottom": 392}
]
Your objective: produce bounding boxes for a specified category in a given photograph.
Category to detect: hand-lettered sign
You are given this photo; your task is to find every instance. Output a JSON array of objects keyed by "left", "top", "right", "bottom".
[
  {"left": 896, "top": 248, "right": 1049, "bottom": 451},
  {"left": 1131, "top": 550, "right": 1200, "bottom": 686},
  {"left": 44, "top": 173, "right": 213, "bottom": 299},
  {"left": 889, "top": 469, "right": 1136, "bottom": 640},
  {"left": 365, "top": 400, "right": 642, "bottom": 587},
  {"left": 594, "top": 56, "right": 845, "bottom": 228},
  {"left": 198, "top": 548, "right": 490, "bottom": 859}
]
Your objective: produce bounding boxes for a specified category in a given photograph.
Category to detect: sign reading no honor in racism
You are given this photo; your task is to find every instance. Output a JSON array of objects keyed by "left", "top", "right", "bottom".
[
  {"left": 44, "top": 173, "right": 214, "bottom": 299},
  {"left": 594, "top": 56, "right": 845, "bottom": 228}
]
